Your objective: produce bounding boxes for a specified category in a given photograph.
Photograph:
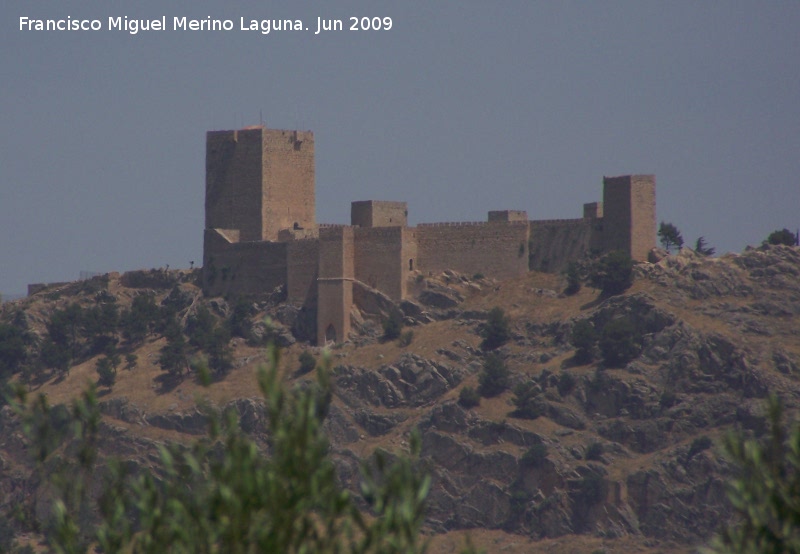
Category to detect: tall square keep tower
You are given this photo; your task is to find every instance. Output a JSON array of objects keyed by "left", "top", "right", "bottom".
[{"left": 205, "top": 127, "right": 315, "bottom": 242}]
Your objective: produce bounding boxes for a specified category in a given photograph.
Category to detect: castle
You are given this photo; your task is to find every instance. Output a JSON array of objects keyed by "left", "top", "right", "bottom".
[{"left": 202, "top": 126, "right": 656, "bottom": 345}]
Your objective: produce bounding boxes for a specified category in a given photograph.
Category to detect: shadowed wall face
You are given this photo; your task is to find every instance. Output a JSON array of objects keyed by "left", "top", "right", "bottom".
[{"left": 205, "top": 130, "right": 264, "bottom": 242}]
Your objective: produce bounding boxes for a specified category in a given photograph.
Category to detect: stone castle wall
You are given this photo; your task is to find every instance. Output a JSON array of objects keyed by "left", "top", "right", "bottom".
[
  {"left": 286, "top": 238, "right": 320, "bottom": 305},
  {"left": 202, "top": 229, "right": 287, "bottom": 298},
  {"left": 415, "top": 221, "right": 530, "bottom": 280},
  {"left": 528, "top": 219, "right": 594, "bottom": 273},
  {"left": 353, "top": 226, "right": 405, "bottom": 300}
]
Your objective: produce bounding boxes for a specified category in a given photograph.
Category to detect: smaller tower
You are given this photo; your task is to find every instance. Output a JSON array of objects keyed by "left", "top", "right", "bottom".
[
  {"left": 351, "top": 201, "right": 407, "bottom": 227},
  {"left": 317, "top": 227, "right": 354, "bottom": 345},
  {"left": 602, "top": 175, "right": 655, "bottom": 261}
]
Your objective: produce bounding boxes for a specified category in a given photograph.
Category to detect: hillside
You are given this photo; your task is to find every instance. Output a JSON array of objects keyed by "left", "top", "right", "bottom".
[{"left": 1, "top": 245, "right": 799, "bottom": 553}]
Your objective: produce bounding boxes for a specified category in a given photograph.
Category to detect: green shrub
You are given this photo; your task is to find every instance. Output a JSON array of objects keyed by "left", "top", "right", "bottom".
[
  {"left": 382, "top": 311, "right": 403, "bottom": 341},
  {"left": 557, "top": 372, "right": 576, "bottom": 396},
  {"left": 510, "top": 489, "right": 531, "bottom": 515},
  {"left": 564, "top": 262, "right": 581, "bottom": 295},
  {"left": 510, "top": 381, "right": 544, "bottom": 419},
  {"left": 121, "top": 293, "right": 159, "bottom": 345},
  {"left": 95, "top": 356, "right": 117, "bottom": 388},
  {"left": 765, "top": 228, "right": 798, "bottom": 246},
  {"left": 187, "top": 305, "right": 217, "bottom": 350},
  {"left": 590, "top": 250, "right": 634, "bottom": 296},
  {"left": 398, "top": 330, "right": 414, "bottom": 347},
  {"left": 707, "top": 397, "right": 800, "bottom": 553},
  {"left": 206, "top": 327, "right": 233, "bottom": 376},
  {"left": 659, "top": 390, "right": 678, "bottom": 410},
  {"left": 297, "top": 350, "right": 316, "bottom": 376},
  {"left": 478, "top": 353, "right": 510, "bottom": 398},
  {"left": 599, "top": 317, "right": 641, "bottom": 367},
  {"left": 571, "top": 319, "right": 597, "bottom": 364},
  {"left": 686, "top": 435, "right": 712, "bottom": 462},
  {"left": 480, "top": 307, "right": 511, "bottom": 351},
  {"left": 585, "top": 442, "right": 604, "bottom": 461},
  {"left": 521, "top": 444, "right": 548, "bottom": 468},
  {"left": 44, "top": 303, "right": 84, "bottom": 374},
  {"left": 158, "top": 318, "right": 188, "bottom": 376},
  {"left": 0, "top": 322, "right": 27, "bottom": 378},
  {"left": 695, "top": 236, "right": 716, "bottom": 256},
  {"left": 228, "top": 298, "right": 255, "bottom": 339},
  {"left": 458, "top": 386, "right": 480, "bottom": 409},
  {"left": 658, "top": 221, "right": 684, "bottom": 252}
]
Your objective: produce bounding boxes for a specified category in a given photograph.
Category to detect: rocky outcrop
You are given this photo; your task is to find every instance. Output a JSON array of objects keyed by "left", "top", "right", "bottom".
[
  {"left": 334, "top": 353, "right": 466, "bottom": 409},
  {"left": 3, "top": 249, "right": 800, "bottom": 551}
]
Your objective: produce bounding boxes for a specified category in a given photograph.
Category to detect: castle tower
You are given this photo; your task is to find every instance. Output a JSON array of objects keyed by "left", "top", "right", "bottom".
[
  {"left": 602, "top": 175, "right": 656, "bottom": 261},
  {"left": 317, "top": 227, "right": 354, "bottom": 345},
  {"left": 205, "top": 126, "right": 315, "bottom": 242}
]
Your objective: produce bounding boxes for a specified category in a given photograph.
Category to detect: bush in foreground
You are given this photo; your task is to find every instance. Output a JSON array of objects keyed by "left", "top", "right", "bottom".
[{"left": 12, "top": 348, "right": 434, "bottom": 553}]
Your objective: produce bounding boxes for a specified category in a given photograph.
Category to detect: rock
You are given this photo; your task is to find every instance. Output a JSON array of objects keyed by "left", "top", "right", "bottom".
[
  {"left": 353, "top": 410, "right": 407, "bottom": 436},
  {"left": 250, "top": 319, "right": 296, "bottom": 347},
  {"left": 546, "top": 404, "right": 586, "bottom": 430},
  {"left": 400, "top": 299, "right": 424, "bottom": 318},
  {"left": 419, "top": 288, "right": 463, "bottom": 309},
  {"left": 147, "top": 409, "right": 208, "bottom": 435},
  {"left": 648, "top": 247, "right": 669, "bottom": 263},
  {"left": 773, "top": 349, "right": 799, "bottom": 375}
]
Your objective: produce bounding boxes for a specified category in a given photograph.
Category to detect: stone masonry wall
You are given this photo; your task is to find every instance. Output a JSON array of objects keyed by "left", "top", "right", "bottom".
[
  {"left": 629, "top": 175, "right": 656, "bottom": 261},
  {"left": 602, "top": 175, "right": 655, "bottom": 261},
  {"left": 401, "top": 227, "right": 418, "bottom": 296},
  {"left": 262, "top": 129, "right": 315, "bottom": 241},
  {"left": 202, "top": 229, "right": 287, "bottom": 298},
  {"left": 415, "top": 222, "right": 529, "bottom": 281},
  {"left": 603, "top": 175, "right": 633, "bottom": 256},
  {"left": 286, "top": 238, "right": 320, "bottom": 305},
  {"left": 353, "top": 227, "right": 404, "bottom": 300},
  {"left": 528, "top": 219, "right": 593, "bottom": 273},
  {"left": 351, "top": 201, "right": 408, "bottom": 228}
]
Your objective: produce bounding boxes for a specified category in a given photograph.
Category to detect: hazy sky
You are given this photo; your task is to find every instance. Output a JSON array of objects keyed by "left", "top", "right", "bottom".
[{"left": 2, "top": 1, "right": 798, "bottom": 296}]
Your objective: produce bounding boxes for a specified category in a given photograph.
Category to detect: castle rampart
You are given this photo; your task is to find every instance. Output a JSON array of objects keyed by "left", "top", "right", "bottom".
[
  {"left": 353, "top": 226, "right": 405, "bottom": 300},
  {"left": 203, "top": 228, "right": 287, "bottom": 298},
  {"left": 415, "top": 221, "right": 530, "bottom": 281},
  {"left": 202, "top": 125, "right": 656, "bottom": 344},
  {"left": 528, "top": 219, "right": 594, "bottom": 273}
]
